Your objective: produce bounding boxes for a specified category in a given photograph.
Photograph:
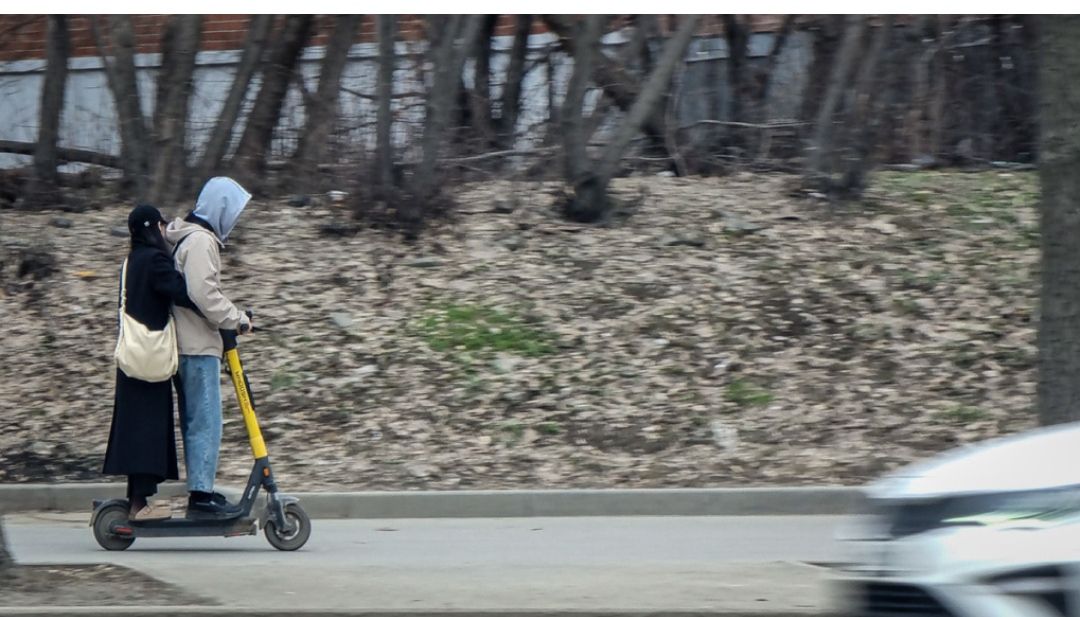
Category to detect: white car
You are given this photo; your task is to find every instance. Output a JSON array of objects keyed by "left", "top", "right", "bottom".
[{"left": 834, "top": 421, "right": 1080, "bottom": 617}]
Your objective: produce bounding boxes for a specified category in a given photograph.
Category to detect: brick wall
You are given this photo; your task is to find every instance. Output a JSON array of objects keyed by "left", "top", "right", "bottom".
[
  {"left": 0, "top": 15, "right": 806, "bottom": 63},
  {"left": 0, "top": 15, "right": 512, "bottom": 61}
]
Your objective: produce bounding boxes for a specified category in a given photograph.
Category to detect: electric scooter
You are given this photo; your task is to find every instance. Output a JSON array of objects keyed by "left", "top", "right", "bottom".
[{"left": 91, "top": 320, "right": 312, "bottom": 551}]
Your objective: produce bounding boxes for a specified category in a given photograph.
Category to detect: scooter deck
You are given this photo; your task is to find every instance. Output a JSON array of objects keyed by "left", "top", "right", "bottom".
[{"left": 127, "top": 517, "right": 258, "bottom": 538}]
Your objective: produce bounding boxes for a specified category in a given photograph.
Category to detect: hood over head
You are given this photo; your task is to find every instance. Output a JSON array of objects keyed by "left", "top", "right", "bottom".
[{"left": 191, "top": 177, "right": 251, "bottom": 243}]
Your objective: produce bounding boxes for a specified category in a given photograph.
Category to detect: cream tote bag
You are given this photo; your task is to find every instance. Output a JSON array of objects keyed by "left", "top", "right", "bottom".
[{"left": 114, "top": 259, "right": 179, "bottom": 382}]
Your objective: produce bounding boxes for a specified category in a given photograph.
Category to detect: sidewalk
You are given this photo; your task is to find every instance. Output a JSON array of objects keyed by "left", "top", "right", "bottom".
[{"left": 1, "top": 512, "right": 847, "bottom": 616}]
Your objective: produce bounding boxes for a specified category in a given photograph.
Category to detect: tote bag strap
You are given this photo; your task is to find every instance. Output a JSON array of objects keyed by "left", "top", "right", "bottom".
[{"left": 119, "top": 259, "right": 129, "bottom": 315}]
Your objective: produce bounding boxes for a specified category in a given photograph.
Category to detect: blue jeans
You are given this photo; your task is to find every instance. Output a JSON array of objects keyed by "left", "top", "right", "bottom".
[{"left": 177, "top": 355, "right": 222, "bottom": 493}]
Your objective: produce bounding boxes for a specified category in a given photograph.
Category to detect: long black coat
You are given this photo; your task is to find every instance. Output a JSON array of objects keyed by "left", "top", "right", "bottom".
[{"left": 102, "top": 243, "right": 197, "bottom": 480}]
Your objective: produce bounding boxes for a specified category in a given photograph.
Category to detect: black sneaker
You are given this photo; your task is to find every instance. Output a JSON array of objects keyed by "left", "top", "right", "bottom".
[
  {"left": 188, "top": 490, "right": 234, "bottom": 506},
  {"left": 187, "top": 492, "right": 243, "bottom": 519},
  {"left": 209, "top": 491, "right": 232, "bottom": 506}
]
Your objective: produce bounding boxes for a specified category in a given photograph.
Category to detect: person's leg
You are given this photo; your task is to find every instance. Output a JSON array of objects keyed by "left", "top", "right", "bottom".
[
  {"left": 178, "top": 355, "right": 240, "bottom": 516},
  {"left": 126, "top": 475, "right": 146, "bottom": 514},
  {"left": 127, "top": 473, "right": 167, "bottom": 519},
  {"left": 178, "top": 355, "right": 222, "bottom": 495}
]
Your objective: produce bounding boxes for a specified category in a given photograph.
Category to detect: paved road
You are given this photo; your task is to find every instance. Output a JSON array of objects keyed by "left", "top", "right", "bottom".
[{"left": 5, "top": 513, "right": 854, "bottom": 613}]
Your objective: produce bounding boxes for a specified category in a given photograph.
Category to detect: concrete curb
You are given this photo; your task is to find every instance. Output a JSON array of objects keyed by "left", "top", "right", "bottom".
[
  {"left": 0, "top": 483, "right": 189, "bottom": 514},
  {"left": 291, "top": 487, "right": 862, "bottom": 518},
  {"left": 0, "top": 483, "right": 862, "bottom": 518},
  {"left": 0, "top": 610, "right": 826, "bottom": 617}
]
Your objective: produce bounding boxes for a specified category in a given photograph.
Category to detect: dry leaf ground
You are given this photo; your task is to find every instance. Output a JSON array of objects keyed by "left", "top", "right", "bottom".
[{"left": 0, "top": 171, "right": 1040, "bottom": 490}]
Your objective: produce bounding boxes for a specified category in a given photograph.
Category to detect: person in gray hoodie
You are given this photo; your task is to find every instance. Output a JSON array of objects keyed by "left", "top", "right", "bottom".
[{"left": 164, "top": 177, "right": 253, "bottom": 518}]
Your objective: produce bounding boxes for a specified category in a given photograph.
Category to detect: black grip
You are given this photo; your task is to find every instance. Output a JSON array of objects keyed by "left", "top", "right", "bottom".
[
  {"left": 220, "top": 328, "right": 238, "bottom": 352},
  {"left": 222, "top": 309, "right": 254, "bottom": 350}
]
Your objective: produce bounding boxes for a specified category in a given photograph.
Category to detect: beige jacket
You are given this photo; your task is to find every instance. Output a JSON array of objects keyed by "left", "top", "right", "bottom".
[{"left": 164, "top": 219, "right": 250, "bottom": 358}]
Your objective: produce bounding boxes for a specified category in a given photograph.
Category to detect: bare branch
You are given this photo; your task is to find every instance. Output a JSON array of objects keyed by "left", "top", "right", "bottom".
[
  {"left": 0, "top": 140, "right": 121, "bottom": 168},
  {"left": 197, "top": 14, "right": 272, "bottom": 182},
  {"left": 596, "top": 15, "right": 700, "bottom": 183},
  {"left": 340, "top": 86, "right": 428, "bottom": 101},
  {"left": 441, "top": 147, "right": 558, "bottom": 165},
  {"left": 691, "top": 120, "right": 807, "bottom": 129}
]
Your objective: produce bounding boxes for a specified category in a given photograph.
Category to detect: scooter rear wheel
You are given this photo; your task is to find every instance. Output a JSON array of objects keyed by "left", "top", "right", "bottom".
[
  {"left": 264, "top": 503, "right": 311, "bottom": 551},
  {"left": 92, "top": 503, "right": 135, "bottom": 551}
]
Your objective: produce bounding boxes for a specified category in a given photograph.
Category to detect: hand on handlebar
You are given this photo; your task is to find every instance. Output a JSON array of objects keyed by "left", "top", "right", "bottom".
[{"left": 239, "top": 309, "right": 254, "bottom": 335}]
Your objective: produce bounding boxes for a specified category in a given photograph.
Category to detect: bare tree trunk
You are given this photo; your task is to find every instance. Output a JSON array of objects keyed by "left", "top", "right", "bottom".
[
  {"left": 1015, "top": 16, "right": 1039, "bottom": 161},
  {"left": 798, "top": 16, "right": 844, "bottom": 133},
  {"left": 1037, "top": 15, "right": 1080, "bottom": 426},
  {"left": 148, "top": 16, "right": 201, "bottom": 208},
  {"left": 412, "top": 15, "right": 484, "bottom": 203},
  {"left": 746, "top": 14, "right": 797, "bottom": 162},
  {"left": 375, "top": 15, "right": 396, "bottom": 191},
  {"left": 903, "top": 16, "right": 933, "bottom": 161},
  {"left": 543, "top": 15, "right": 672, "bottom": 159},
  {"left": 496, "top": 14, "right": 532, "bottom": 148},
  {"left": 986, "top": 15, "right": 1006, "bottom": 160},
  {"left": 468, "top": 15, "right": 499, "bottom": 148},
  {"left": 94, "top": 15, "right": 151, "bottom": 200},
  {"left": 287, "top": 14, "right": 360, "bottom": 191},
  {"left": 560, "top": 15, "right": 604, "bottom": 185},
  {"left": 875, "top": 17, "right": 917, "bottom": 163},
  {"left": 838, "top": 16, "right": 893, "bottom": 196},
  {"left": 25, "top": 15, "right": 70, "bottom": 208},
  {"left": 577, "top": 15, "right": 650, "bottom": 149},
  {"left": 990, "top": 15, "right": 1033, "bottom": 162},
  {"left": 639, "top": 15, "right": 676, "bottom": 160},
  {"left": 152, "top": 17, "right": 179, "bottom": 143},
  {"left": 722, "top": 15, "right": 750, "bottom": 152},
  {"left": 196, "top": 14, "right": 272, "bottom": 184},
  {"left": 564, "top": 15, "right": 699, "bottom": 223},
  {"left": 805, "top": 15, "right": 867, "bottom": 188},
  {"left": 757, "top": 14, "right": 796, "bottom": 119},
  {"left": 595, "top": 16, "right": 699, "bottom": 183},
  {"left": 928, "top": 17, "right": 947, "bottom": 162},
  {"left": 230, "top": 14, "right": 314, "bottom": 191}
]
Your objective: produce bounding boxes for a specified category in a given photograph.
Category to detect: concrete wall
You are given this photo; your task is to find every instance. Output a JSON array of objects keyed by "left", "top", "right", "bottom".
[{"left": 0, "top": 30, "right": 806, "bottom": 171}]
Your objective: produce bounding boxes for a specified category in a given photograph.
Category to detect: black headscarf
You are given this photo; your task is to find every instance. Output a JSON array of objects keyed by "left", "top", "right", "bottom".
[{"left": 127, "top": 204, "right": 169, "bottom": 254}]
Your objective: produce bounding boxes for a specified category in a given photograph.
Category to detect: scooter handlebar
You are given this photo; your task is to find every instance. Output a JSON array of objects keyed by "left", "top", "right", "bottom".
[{"left": 221, "top": 310, "right": 256, "bottom": 351}]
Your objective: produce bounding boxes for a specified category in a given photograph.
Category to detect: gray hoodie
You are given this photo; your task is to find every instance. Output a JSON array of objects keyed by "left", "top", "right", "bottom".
[
  {"left": 193, "top": 176, "right": 251, "bottom": 243},
  {"left": 164, "top": 177, "right": 252, "bottom": 358}
]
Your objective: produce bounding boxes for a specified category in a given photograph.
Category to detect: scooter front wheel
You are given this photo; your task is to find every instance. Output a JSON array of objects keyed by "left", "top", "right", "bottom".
[
  {"left": 264, "top": 503, "right": 311, "bottom": 551},
  {"left": 92, "top": 503, "right": 135, "bottom": 551}
]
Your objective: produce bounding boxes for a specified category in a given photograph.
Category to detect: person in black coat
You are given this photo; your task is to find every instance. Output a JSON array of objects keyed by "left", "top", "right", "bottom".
[{"left": 102, "top": 204, "right": 199, "bottom": 521}]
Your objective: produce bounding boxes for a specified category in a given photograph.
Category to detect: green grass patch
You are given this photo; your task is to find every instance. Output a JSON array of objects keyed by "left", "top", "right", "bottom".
[
  {"left": 936, "top": 405, "right": 990, "bottom": 424},
  {"left": 725, "top": 380, "right": 774, "bottom": 408},
  {"left": 418, "top": 302, "right": 554, "bottom": 357},
  {"left": 872, "top": 171, "right": 1038, "bottom": 230},
  {"left": 536, "top": 421, "right": 561, "bottom": 435}
]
